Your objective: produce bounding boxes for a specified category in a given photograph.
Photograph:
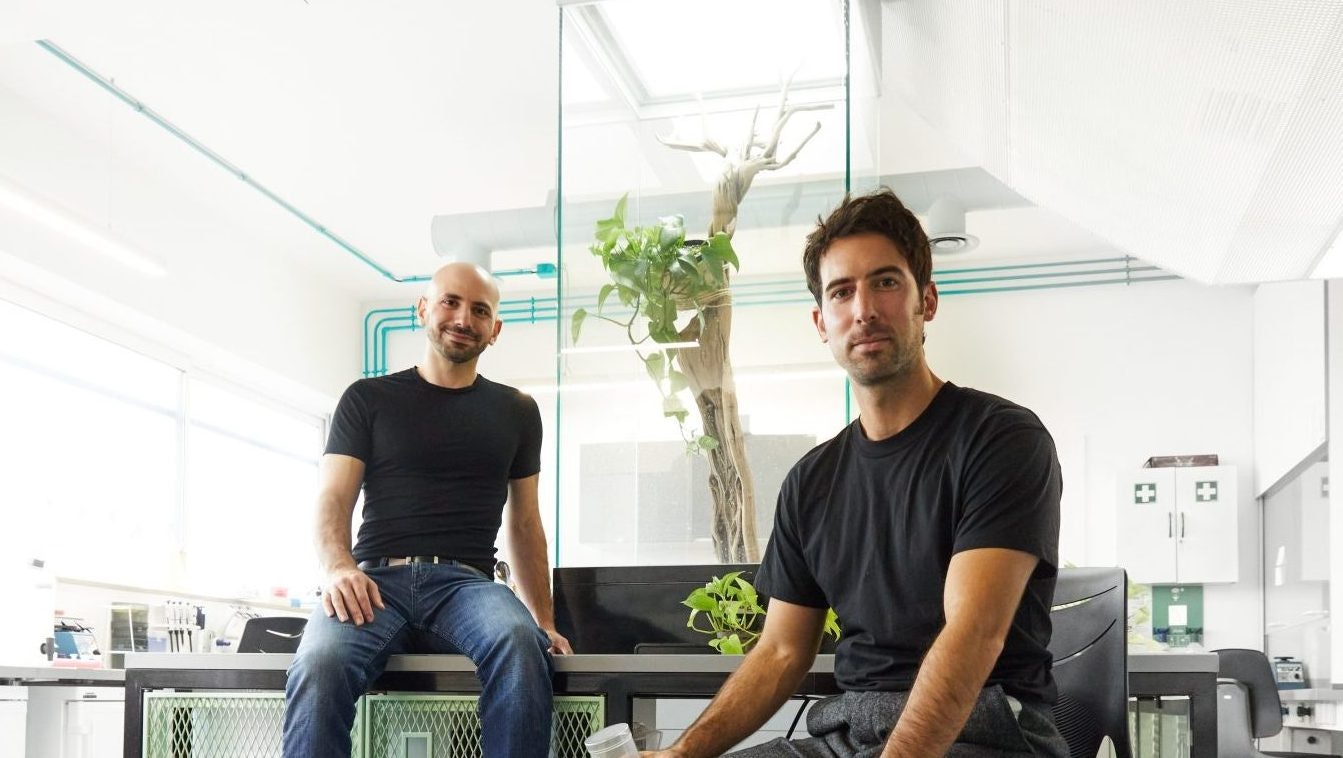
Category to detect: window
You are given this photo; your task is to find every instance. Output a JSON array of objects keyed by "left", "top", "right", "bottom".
[{"left": 0, "top": 298, "right": 324, "bottom": 597}]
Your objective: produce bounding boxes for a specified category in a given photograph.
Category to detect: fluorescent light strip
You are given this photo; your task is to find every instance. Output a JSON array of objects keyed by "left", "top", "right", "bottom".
[
  {"left": 0, "top": 177, "right": 167, "bottom": 278},
  {"left": 561, "top": 340, "right": 699, "bottom": 355}
]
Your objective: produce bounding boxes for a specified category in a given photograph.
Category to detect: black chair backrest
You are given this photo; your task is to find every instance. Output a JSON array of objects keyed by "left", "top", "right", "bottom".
[
  {"left": 1048, "top": 567, "right": 1131, "bottom": 758},
  {"left": 1214, "top": 648, "right": 1283, "bottom": 738},
  {"left": 236, "top": 616, "right": 307, "bottom": 654}
]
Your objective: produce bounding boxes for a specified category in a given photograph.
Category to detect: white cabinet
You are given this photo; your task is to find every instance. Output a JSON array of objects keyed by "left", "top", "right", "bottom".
[
  {"left": 0, "top": 686, "right": 26, "bottom": 757},
  {"left": 1117, "top": 465, "right": 1238, "bottom": 584},
  {"left": 25, "top": 686, "right": 123, "bottom": 758}
]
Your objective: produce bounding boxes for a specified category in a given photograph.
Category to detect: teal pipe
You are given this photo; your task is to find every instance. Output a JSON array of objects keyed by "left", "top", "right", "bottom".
[
  {"left": 363, "top": 307, "right": 416, "bottom": 377},
  {"left": 377, "top": 322, "right": 420, "bottom": 377},
  {"left": 37, "top": 40, "right": 431, "bottom": 286},
  {"left": 367, "top": 313, "right": 417, "bottom": 377}
]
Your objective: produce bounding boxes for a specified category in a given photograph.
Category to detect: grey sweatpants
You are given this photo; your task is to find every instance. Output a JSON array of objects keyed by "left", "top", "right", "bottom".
[{"left": 725, "top": 686, "right": 1069, "bottom": 757}]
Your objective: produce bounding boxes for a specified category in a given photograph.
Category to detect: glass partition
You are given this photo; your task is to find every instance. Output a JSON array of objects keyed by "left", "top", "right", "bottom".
[
  {"left": 556, "top": 0, "right": 876, "bottom": 565},
  {"left": 1263, "top": 454, "right": 1331, "bottom": 686}
]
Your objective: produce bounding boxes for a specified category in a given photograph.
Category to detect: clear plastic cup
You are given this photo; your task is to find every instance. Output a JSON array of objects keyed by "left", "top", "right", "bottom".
[
  {"left": 584, "top": 722, "right": 639, "bottom": 757},
  {"left": 631, "top": 722, "right": 663, "bottom": 751}
]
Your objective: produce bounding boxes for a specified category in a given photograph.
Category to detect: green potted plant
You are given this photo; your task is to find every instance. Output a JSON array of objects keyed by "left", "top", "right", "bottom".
[{"left": 682, "top": 571, "right": 840, "bottom": 654}]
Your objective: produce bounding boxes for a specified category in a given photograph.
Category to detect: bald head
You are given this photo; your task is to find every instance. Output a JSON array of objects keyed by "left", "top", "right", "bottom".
[{"left": 424, "top": 261, "right": 500, "bottom": 306}]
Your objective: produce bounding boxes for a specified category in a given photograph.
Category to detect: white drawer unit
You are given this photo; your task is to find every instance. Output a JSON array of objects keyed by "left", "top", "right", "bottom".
[
  {"left": 0, "top": 685, "right": 27, "bottom": 757},
  {"left": 25, "top": 686, "right": 124, "bottom": 758}
]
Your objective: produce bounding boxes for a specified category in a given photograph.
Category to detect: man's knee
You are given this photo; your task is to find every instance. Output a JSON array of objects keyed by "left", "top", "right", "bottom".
[
  {"left": 288, "top": 636, "right": 369, "bottom": 696},
  {"left": 490, "top": 620, "right": 549, "bottom": 660}
]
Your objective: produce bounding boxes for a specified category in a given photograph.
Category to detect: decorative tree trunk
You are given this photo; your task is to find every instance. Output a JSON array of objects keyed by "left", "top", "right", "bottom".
[
  {"left": 660, "top": 84, "right": 827, "bottom": 563},
  {"left": 674, "top": 290, "right": 757, "bottom": 562}
]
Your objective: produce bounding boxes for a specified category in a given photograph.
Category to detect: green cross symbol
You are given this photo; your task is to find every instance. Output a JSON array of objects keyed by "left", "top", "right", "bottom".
[
  {"left": 1195, "top": 481, "right": 1218, "bottom": 502},
  {"left": 1134, "top": 483, "right": 1157, "bottom": 504}
]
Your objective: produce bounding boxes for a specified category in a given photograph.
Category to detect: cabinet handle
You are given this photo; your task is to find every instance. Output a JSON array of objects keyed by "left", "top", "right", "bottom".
[
  {"left": 1168, "top": 513, "right": 1174, "bottom": 538},
  {"left": 1180, "top": 512, "right": 1186, "bottom": 539}
]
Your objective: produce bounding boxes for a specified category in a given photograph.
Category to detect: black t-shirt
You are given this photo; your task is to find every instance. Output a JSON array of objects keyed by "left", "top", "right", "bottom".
[
  {"left": 757, "top": 382, "right": 1061, "bottom": 703},
  {"left": 325, "top": 368, "right": 542, "bottom": 574}
]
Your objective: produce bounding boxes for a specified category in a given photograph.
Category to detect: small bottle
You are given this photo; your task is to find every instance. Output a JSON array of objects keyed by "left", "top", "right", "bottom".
[{"left": 583, "top": 723, "right": 639, "bottom": 758}]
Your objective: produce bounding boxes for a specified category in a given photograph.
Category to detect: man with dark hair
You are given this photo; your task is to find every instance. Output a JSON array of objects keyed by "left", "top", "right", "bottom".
[
  {"left": 645, "top": 188, "right": 1066, "bottom": 757},
  {"left": 282, "top": 262, "right": 571, "bottom": 758}
]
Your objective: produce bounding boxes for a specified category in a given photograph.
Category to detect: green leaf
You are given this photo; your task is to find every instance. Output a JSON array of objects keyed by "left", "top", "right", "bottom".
[
  {"left": 650, "top": 323, "right": 679, "bottom": 343},
  {"left": 663, "top": 395, "right": 685, "bottom": 416},
  {"left": 643, "top": 352, "right": 665, "bottom": 383},
  {"left": 613, "top": 194, "right": 628, "bottom": 227},
  {"left": 697, "top": 434, "right": 720, "bottom": 451},
  {"left": 823, "top": 608, "right": 842, "bottom": 641},
  {"left": 596, "top": 284, "right": 616, "bottom": 313},
  {"left": 668, "top": 369, "right": 688, "bottom": 394},
  {"left": 570, "top": 308, "right": 587, "bottom": 344},
  {"left": 737, "top": 579, "right": 757, "bottom": 606},
  {"left": 682, "top": 591, "right": 718, "bottom": 613},
  {"left": 716, "top": 634, "right": 745, "bottom": 655},
  {"left": 708, "top": 232, "right": 739, "bottom": 270}
]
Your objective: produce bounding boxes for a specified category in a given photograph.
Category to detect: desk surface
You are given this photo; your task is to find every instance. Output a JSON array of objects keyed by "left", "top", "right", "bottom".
[
  {"left": 0, "top": 665, "right": 125, "bottom": 683},
  {"left": 123, "top": 650, "right": 1214, "bottom": 675},
  {"left": 123, "top": 652, "right": 835, "bottom": 674}
]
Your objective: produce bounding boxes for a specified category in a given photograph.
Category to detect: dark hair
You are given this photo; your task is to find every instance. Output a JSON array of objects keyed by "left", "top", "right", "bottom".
[{"left": 802, "top": 187, "right": 932, "bottom": 303}]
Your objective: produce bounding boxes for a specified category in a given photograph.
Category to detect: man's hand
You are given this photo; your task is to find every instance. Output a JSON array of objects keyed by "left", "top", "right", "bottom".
[
  {"left": 322, "top": 566, "right": 385, "bottom": 625},
  {"left": 541, "top": 626, "right": 574, "bottom": 655}
]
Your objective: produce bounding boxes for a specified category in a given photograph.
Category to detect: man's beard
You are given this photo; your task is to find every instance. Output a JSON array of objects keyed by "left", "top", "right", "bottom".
[
  {"left": 431, "top": 327, "right": 487, "bottom": 364},
  {"left": 840, "top": 322, "right": 923, "bottom": 388}
]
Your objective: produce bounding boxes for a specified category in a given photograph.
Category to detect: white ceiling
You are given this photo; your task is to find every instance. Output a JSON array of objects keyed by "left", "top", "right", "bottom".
[{"left": 0, "top": 0, "right": 1337, "bottom": 305}]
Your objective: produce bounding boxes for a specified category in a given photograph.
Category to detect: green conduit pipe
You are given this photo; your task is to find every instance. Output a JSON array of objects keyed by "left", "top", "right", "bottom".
[
  {"left": 370, "top": 311, "right": 416, "bottom": 376},
  {"left": 368, "top": 314, "right": 417, "bottom": 378},
  {"left": 457, "top": 272, "right": 1174, "bottom": 324},
  {"left": 363, "top": 307, "right": 416, "bottom": 377},
  {"left": 361, "top": 265, "right": 1180, "bottom": 375},
  {"left": 36, "top": 40, "right": 431, "bottom": 286},
  {"left": 376, "top": 322, "right": 420, "bottom": 377}
]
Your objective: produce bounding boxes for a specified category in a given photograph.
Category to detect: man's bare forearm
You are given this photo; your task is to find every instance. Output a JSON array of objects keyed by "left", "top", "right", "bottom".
[
  {"left": 315, "top": 492, "right": 357, "bottom": 573},
  {"left": 669, "top": 643, "right": 814, "bottom": 758},
  {"left": 880, "top": 626, "right": 1002, "bottom": 757},
  {"left": 506, "top": 519, "right": 555, "bottom": 627}
]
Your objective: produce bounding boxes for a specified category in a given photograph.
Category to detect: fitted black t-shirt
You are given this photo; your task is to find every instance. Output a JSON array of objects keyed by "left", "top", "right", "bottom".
[
  {"left": 324, "top": 368, "right": 542, "bottom": 574},
  {"left": 756, "top": 382, "right": 1061, "bottom": 703}
]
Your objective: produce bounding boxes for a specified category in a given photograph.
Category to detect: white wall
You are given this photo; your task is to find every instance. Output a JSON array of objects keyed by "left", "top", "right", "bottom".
[
  {"left": 929, "top": 278, "right": 1259, "bottom": 648},
  {"left": 0, "top": 77, "right": 362, "bottom": 409},
  {"left": 1253, "top": 280, "right": 1327, "bottom": 496}
]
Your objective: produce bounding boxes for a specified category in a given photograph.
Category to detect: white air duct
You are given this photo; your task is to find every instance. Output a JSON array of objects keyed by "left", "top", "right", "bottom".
[{"left": 925, "top": 195, "right": 979, "bottom": 255}]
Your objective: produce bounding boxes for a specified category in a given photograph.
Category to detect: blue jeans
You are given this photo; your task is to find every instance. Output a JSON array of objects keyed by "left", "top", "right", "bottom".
[{"left": 281, "top": 562, "right": 555, "bottom": 758}]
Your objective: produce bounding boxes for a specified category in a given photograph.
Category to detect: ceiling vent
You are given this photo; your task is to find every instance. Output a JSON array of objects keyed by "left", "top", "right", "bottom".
[{"left": 926, "top": 195, "right": 979, "bottom": 254}]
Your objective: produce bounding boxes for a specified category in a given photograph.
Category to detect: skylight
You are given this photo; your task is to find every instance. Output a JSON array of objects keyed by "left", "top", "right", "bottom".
[{"left": 568, "top": 0, "right": 846, "bottom": 107}]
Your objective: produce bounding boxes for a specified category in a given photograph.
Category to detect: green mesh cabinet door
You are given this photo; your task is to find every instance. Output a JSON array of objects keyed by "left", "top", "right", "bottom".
[
  {"left": 362, "top": 694, "right": 603, "bottom": 758},
  {"left": 142, "top": 692, "right": 363, "bottom": 758}
]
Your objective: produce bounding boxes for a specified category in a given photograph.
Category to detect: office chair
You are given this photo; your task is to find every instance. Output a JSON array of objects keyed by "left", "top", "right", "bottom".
[
  {"left": 1048, "top": 567, "right": 1132, "bottom": 758},
  {"left": 236, "top": 616, "right": 307, "bottom": 653},
  {"left": 1213, "top": 648, "right": 1339, "bottom": 758}
]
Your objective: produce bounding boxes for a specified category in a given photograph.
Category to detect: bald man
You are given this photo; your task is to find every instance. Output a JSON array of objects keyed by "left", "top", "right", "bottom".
[{"left": 283, "top": 263, "right": 571, "bottom": 758}]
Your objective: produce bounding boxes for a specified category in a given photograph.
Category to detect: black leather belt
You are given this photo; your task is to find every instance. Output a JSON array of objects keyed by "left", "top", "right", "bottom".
[{"left": 357, "top": 556, "right": 485, "bottom": 574}]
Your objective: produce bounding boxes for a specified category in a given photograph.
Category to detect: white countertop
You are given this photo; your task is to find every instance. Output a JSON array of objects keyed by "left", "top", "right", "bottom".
[
  {"left": 1127, "top": 651, "right": 1218, "bottom": 673},
  {"left": 0, "top": 665, "right": 125, "bottom": 683}
]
